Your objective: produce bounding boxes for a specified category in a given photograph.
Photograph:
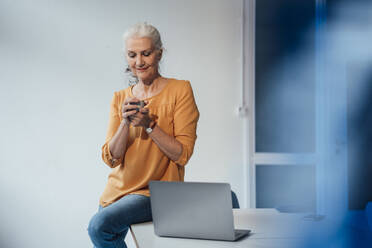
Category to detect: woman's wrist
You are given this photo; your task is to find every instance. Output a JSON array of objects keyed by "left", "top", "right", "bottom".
[
  {"left": 144, "top": 120, "right": 156, "bottom": 135},
  {"left": 121, "top": 119, "right": 130, "bottom": 127},
  {"left": 144, "top": 119, "right": 156, "bottom": 129}
]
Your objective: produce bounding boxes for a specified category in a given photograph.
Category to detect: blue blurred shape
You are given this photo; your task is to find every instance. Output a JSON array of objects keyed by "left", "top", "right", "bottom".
[{"left": 366, "top": 202, "right": 372, "bottom": 232}]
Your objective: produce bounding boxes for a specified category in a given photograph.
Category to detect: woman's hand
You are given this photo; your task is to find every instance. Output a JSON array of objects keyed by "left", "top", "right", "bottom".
[
  {"left": 122, "top": 98, "right": 151, "bottom": 127},
  {"left": 130, "top": 107, "right": 152, "bottom": 128},
  {"left": 122, "top": 97, "right": 142, "bottom": 126}
]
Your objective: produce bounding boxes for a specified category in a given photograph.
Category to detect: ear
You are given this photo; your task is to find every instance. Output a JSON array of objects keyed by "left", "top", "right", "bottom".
[{"left": 157, "top": 49, "right": 163, "bottom": 61}]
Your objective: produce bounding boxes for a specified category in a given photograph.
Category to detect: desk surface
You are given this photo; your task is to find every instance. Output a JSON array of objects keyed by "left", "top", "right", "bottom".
[{"left": 130, "top": 209, "right": 330, "bottom": 248}]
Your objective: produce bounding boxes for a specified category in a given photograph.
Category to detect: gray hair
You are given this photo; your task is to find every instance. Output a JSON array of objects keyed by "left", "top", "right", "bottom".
[
  {"left": 123, "top": 22, "right": 163, "bottom": 51},
  {"left": 123, "top": 22, "right": 163, "bottom": 85}
]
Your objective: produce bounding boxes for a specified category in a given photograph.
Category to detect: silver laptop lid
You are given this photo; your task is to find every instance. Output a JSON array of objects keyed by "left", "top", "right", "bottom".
[{"left": 149, "top": 181, "right": 235, "bottom": 241}]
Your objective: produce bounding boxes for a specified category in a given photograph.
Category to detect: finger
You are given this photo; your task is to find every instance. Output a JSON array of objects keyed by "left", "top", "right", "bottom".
[
  {"left": 128, "top": 98, "right": 140, "bottom": 105},
  {"left": 123, "top": 105, "right": 139, "bottom": 113},
  {"left": 130, "top": 119, "right": 140, "bottom": 127},
  {"left": 124, "top": 97, "right": 139, "bottom": 105},
  {"left": 135, "top": 112, "right": 146, "bottom": 119},
  {"left": 124, "top": 97, "right": 134, "bottom": 105},
  {"left": 131, "top": 118, "right": 143, "bottom": 127},
  {"left": 123, "top": 110, "right": 138, "bottom": 118},
  {"left": 139, "top": 108, "right": 149, "bottom": 114},
  {"left": 130, "top": 115, "right": 142, "bottom": 122}
]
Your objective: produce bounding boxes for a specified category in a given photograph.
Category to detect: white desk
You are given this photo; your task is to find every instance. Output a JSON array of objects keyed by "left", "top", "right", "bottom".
[{"left": 130, "top": 209, "right": 327, "bottom": 248}]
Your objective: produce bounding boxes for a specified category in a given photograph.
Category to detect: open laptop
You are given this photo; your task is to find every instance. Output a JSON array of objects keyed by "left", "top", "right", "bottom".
[{"left": 149, "top": 181, "right": 251, "bottom": 241}]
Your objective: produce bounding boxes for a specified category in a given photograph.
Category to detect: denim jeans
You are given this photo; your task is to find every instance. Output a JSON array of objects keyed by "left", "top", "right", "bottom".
[{"left": 87, "top": 194, "right": 152, "bottom": 248}]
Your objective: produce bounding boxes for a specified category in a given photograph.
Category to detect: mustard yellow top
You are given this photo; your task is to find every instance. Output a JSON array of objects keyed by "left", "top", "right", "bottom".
[{"left": 99, "top": 79, "right": 199, "bottom": 207}]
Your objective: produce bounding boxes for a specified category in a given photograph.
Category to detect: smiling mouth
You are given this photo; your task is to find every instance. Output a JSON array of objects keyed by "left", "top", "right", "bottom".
[{"left": 136, "top": 67, "right": 148, "bottom": 71}]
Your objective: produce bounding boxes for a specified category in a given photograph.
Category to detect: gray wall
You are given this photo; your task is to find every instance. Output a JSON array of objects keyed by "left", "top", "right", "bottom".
[{"left": 0, "top": 0, "right": 244, "bottom": 247}]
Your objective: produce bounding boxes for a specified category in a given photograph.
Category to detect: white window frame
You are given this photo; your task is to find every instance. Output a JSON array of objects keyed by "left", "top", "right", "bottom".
[{"left": 242, "top": 0, "right": 347, "bottom": 215}]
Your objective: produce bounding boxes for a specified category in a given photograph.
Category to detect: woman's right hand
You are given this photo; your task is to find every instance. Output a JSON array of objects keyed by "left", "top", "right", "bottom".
[{"left": 122, "top": 97, "right": 141, "bottom": 126}]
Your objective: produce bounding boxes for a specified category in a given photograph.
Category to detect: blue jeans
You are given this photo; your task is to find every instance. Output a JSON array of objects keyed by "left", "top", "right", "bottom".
[{"left": 88, "top": 194, "right": 152, "bottom": 248}]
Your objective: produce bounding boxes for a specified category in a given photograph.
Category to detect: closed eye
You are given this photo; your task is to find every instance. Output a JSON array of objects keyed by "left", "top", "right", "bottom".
[
  {"left": 128, "top": 52, "right": 136, "bottom": 58},
  {"left": 142, "top": 50, "right": 152, "bottom": 57}
]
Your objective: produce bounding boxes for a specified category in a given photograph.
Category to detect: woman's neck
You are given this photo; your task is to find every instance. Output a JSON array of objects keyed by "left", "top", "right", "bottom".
[
  {"left": 138, "top": 71, "right": 161, "bottom": 85},
  {"left": 136, "top": 73, "right": 163, "bottom": 95}
]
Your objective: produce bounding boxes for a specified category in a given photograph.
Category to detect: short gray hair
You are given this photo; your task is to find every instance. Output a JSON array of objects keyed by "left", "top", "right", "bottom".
[
  {"left": 123, "top": 22, "right": 163, "bottom": 85},
  {"left": 123, "top": 22, "right": 163, "bottom": 51}
]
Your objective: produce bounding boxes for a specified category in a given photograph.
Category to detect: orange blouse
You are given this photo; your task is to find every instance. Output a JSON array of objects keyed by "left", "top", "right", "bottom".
[{"left": 99, "top": 79, "right": 199, "bottom": 207}]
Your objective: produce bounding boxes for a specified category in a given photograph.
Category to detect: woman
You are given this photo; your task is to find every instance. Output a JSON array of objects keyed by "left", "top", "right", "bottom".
[{"left": 87, "top": 22, "right": 199, "bottom": 248}]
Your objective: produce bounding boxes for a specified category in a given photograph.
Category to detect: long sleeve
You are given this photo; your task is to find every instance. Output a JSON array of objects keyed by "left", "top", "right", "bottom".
[
  {"left": 101, "top": 92, "right": 122, "bottom": 168},
  {"left": 173, "top": 81, "right": 200, "bottom": 166},
  {"left": 99, "top": 79, "right": 200, "bottom": 207}
]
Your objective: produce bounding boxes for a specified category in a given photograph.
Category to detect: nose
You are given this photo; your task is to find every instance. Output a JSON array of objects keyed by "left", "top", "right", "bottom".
[{"left": 136, "top": 55, "right": 144, "bottom": 67}]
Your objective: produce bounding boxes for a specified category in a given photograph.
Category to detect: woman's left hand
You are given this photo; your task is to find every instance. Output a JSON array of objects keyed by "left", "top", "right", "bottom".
[{"left": 130, "top": 107, "right": 152, "bottom": 128}]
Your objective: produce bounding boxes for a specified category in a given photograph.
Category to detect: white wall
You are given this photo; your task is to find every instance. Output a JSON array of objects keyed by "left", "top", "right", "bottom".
[{"left": 0, "top": 0, "right": 244, "bottom": 247}]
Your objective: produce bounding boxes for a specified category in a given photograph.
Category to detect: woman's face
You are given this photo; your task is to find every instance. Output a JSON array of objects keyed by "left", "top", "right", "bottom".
[{"left": 125, "top": 37, "right": 161, "bottom": 82}]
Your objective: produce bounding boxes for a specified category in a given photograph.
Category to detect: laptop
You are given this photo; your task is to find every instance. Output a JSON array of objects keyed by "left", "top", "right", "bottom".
[{"left": 149, "top": 181, "right": 251, "bottom": 241}]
